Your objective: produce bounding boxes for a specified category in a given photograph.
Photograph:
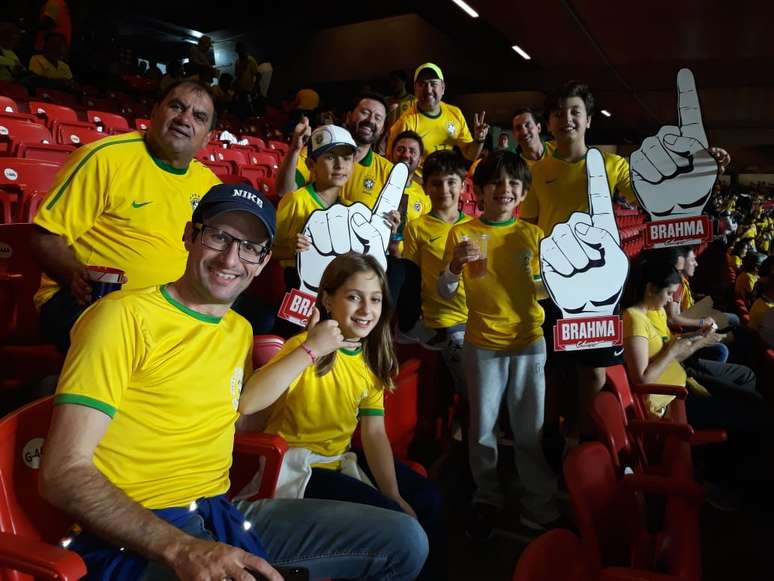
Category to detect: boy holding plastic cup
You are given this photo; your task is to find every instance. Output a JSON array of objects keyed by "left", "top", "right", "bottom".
[{"left": 439, "top": 150, "right": 558, "bottom": 539}]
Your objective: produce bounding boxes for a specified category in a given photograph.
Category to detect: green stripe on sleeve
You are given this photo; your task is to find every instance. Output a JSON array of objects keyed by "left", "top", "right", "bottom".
[
  {"left": 295, "top": 169, "right": 306, "bottom": 188},
  {"left": 358, "top": 408, "right": 385, "bottom": 417},
  {"left": 45, "top": 137, "right": 144, "bottom": 210},
  {"left": 54, "top": 393, "right": 117, "bottom": 418}
]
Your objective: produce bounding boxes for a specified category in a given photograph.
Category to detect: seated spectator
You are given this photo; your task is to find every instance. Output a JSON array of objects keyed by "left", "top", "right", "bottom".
[
  {"left": 622, "top": 258, "right": 771, "bottom": 502},
  {"left": 750, "top": 256, "right": 774, "bottom": 347},
  {"left": 240, "top": 252, "right": 442, "bottom": 580},
  {"left": 39, "top": 185, "right": 428, "bottom": 580},
  {"left": 0, "top": 22, "right": 24, "bottom": 82},
  {"left": 726, "top": 238, "right": 750, "bottom": 270},
  {"left": 735, "top": 252, "right": 765, "bottom": 307},
  {"left": 28, "top": 32, "right": 75, "bottom": 90}
]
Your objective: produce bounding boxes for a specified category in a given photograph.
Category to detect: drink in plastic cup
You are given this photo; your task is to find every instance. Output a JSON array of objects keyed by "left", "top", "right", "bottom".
[
  {"left": 468, "top": 233, "right": 489, "bottom": 278},
  {"left": 86, "top": 266, "right": 124, "bottom": 301}
]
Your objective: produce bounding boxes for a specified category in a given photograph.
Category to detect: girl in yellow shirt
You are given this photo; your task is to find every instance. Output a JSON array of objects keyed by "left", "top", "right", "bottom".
[{"left": 240, "top": 253, "right": 442, "bottom": 578}]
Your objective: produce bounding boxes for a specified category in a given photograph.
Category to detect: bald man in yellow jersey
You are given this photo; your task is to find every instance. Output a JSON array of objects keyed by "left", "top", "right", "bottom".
[
  {"left": 31, "top": 80, "right": 222, "bottom": 351},
  {"left": 387, "top": 63, "right": 490, "bottom": 172}
]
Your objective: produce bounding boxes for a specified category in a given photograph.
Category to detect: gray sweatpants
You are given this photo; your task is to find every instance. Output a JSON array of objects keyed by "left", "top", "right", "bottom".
[{"left": 463, "top": 337, "right": 559, "bottom": 523}]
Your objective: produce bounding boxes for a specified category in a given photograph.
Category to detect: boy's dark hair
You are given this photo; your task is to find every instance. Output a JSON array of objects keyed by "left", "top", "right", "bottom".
[
  {"left": 156, "top": 79, "right": 218, "bottom": 130},
  {"left": 351, "top": 91, "right": 387, "bottom": 114},
  {"left": 422, "top": 150, "right": 467, "bottom": 184},
  {"left": 392, "top": 130, "right": 424, "bottom": 157},
  {"left": 512, "top": 107, "right": 541, "bottom": 126},
  {"left": 544, "top": 81, "right": 595, "bottom": 117},
  {"left": 472, "top": 150, "right": 532, "bottom": 189}
]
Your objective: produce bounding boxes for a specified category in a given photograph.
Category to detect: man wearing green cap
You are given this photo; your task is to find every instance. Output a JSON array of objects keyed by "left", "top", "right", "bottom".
[{"left": 387, "top": 62, "right": 489, "bottom": 171}]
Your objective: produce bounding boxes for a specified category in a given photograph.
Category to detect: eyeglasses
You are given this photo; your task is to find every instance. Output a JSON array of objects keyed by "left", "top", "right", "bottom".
[{"left": 193, "top": 223, "right": 269, "bottom": 264}]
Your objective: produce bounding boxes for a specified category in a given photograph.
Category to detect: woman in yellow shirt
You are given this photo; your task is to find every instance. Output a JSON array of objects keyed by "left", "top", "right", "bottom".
[{"left": 622, "top": 259, "right": 772, "bottom": 498}]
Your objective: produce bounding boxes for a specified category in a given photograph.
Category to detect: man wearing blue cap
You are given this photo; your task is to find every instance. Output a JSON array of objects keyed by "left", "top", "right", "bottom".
[{"left": 39, "top": 183, "right": 429, "bottom": 581}]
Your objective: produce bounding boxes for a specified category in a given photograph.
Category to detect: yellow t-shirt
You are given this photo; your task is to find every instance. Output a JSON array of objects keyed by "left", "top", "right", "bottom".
[
  {"left": 727, "top": 253, "right": 743, "bottom": 270},
  {"left": 29, "top": 54, "right": 73, "bottom": 80},
  {"left": 735, "top": 272, "right": 758, "bottom": 300},
  {"left": 679, "top": 276, "right": 694, "bottom": 310},
  {"left": 404, "top": 211, "right": 471, "bottom": 329},
  {"left": 0, "top": 48, "right": 22, "bottom": 82},
  {"left": 33, "top": 132, "right": 221, "bottom": 308},
  {"left": 340, "top": 149, "right": 395, "bottom": 208},
  {"left": 519, "top": 140, "right": 556, "bottom": 168},
  {"left": 750, "top": 297, "right": 773, "bottom": 331},
  {"left": 404, "top": 179, "right": 430, "bottom": 223},
  {"left": 54, "top": 285, "right": 253, "bottom": 509},
  {"left": 523, "top": 151, "right": 635, "bottom": 235},
  {"left": 387, "top": 93, "right": 416, "bottom": 125},
  {"left": 264, "top": 332, "right": 384, "bottom": 461},
  {"left": 623, "top": 307, "right": 685, "bottom": 417},
  {"left": 293, "top": 148, "right": 311, "bottom": 189},
  {"left": 388, "top": 102, "right": 474, "bottom": 167},
  {"left": 274, "top": 183, "right": 333, "bottom": 268},
  {"left": 443, "top": 217, "right": 545, "bottom": 350}
]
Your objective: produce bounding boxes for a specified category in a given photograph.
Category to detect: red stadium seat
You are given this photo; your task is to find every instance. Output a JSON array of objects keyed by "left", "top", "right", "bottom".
[
  {"left": 240, "top": 135, "right": 266, "bottom": 150},
  {"left": 34, "top": 89, "right": 78, "bottom": 108},
  {"left": 0, "top": 81, "right": 30, "bottom": 101},
  {"left": 512, "top": 529, "right": 593, "bottom": 581},
  {"left": 53, "top": 122, "right": 103, "bottom": 147},
  {"left": 238, "top": 164, "right": 274, "bottom": 189},
  {"left": 86, "top": 110, "right": 130, "bottom": 134},
  {"left": 0, "top": 159, "right": 62, "bottom": 222},
  {"left": 134, "top": 118, "right": 151, "bottom": 131},
  {"left": 28, "top": 101, "right": 79, "bottom": 127},
  {"left": 201, "top": 160, "right": 233, "bottom": 178},
  {"left": 218, "top": 174, "right": 252, "bottom": 186},
  {"left": 0, "top": 118, "right": 54, "bottom": 156},
  {"left": 252, "top": 150, "right": 280, "bottom": 170},
  {"left": 267, "top": 140, "right": 289, "bottom": 157},
  {"left": 0, "top": 109, "right": 43, "bottom": 124},
  {"left": 16, "top": 142, "right": 75, "bottom": 164}
]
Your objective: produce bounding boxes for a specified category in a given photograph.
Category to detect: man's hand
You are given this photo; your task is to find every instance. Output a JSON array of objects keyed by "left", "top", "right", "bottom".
[
  {"left": 540, "top": 148, "right": 629, "bottom": 318},
  {"left": 297, "top": 163, "right": 408, "bottom": 293},
  {"left": 69, "top": 265, "right": 93, "bottom": 305},
  {"left": 290, "top": 116, "right": 311, "bottom": 153},
  {"left": 168, "top": 537, "right": 282, "bottom": 581},
  {"left": 473, "top": 111, "right": 489, "bottom": 143},
  {"left": 630, "top": 68, "right": 718, "bottom": 220}
]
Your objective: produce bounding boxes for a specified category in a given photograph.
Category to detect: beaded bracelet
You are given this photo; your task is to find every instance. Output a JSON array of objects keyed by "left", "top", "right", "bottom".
[{"left": 300, "top": 342, "right": 317, "bottom": 363}]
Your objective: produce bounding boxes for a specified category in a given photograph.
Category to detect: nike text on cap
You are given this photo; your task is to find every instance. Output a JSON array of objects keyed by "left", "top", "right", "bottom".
[{"left": 193, "top": 183, "right": 277, "bottom": 243}]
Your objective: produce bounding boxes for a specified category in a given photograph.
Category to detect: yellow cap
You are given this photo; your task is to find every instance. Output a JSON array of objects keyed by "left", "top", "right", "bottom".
[{"left": 414, "top": 63, "right": 444, "bottom": 82}]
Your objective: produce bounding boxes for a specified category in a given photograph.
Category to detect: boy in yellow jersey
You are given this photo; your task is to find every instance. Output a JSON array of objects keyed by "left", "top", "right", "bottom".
[
  {"left": 402, "top": 151, "right": 471, "bottom": 391},
  {"left": 750, "top": 256, "right": 774, "bottom": 346},
  {"left": 31, "top": 80, "right": 222, "bottom": 351},
  {"left": 735, "top": 252, "right": 765, "bottom": 307},
  {"left": 387, "top": 63, "right": 489, "bottom": 171},
  {"left": 273, "top": 124, "right": 357, "bottom": 289},
  {"left": 39, "top": 182, "right": 428, "bottom": 581},
  {"left": 439, "top": 150, "right": 558, "bottom": 538}
]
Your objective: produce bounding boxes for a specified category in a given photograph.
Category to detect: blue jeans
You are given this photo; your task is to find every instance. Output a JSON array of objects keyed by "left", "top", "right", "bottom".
[{"left": 71, "top": 496, "right": 427, "bottom": 581}]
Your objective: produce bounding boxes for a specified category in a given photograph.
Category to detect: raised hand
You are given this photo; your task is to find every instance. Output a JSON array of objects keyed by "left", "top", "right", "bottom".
[
  {"left": 630, "top": 68, "right": 718, "bottom": 220},
  {"left": 473, "top": 111, "right": 489, "bottom": 142},
  {"left": 540, "top": 148, "right": 629, "bottom": 318},
  {"left": 297, "top": 163, "right": 409, "bottom": 293},
  {"left": 290, "top": 115, "right": 312, "bottom": 152}
]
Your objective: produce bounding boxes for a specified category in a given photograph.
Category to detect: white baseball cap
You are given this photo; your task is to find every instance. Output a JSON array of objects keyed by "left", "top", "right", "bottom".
[{"left": 308, "top": 124, "right": 357, "bottom": 159}]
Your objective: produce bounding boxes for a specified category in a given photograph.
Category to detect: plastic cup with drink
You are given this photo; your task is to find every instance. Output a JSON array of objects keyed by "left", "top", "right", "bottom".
[
  {"left": 85, "top": 266, "right": 125, "bottom": 302},
  {"left": 464, "top": 233, "right": 488, "bottom": 278}
]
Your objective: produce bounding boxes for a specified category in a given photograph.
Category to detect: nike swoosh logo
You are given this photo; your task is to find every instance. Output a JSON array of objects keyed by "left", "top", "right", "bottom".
[
  {"left": 545, "top": 179, "right": 558, "bottom": 184},
  {"left": 613, "top": 348, "right": 624, "bottom": 357},
  {"left": 429, "top": 236, "right": 441, "bottom": 243},
  {"left": 132, "top": 201, "right": 153, "bottom": 208}
]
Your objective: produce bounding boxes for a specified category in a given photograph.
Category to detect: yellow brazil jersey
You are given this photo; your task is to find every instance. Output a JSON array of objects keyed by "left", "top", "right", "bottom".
[
  {"left": 404, "top": 211, "right": 471, "bottom": 329},
  {"left": 33, "top": 132, "right": 221, "bottom": 309},
  {"left": 274, "top": 183, "right": 334, "bottom": 268},
  {"left": 387, "top": 93, "right": 416, "bottom": 125},
  {"left": 679, "top": 276, "right": 694, "bottom": 310},
  {"left": 443, "top": 217, "right": 545, "bottom": 351},
  {"left": 624, "top": 307, "right": 685, "bottom": 417},
  {"left": 735, "top": 272, "right": 758, "bottom": 299},
  {"left": 750, "top": 297, "right": 773, "bottom": 331},
  {"left": 264, "top": 332, "right": 384, "bottom": 462},
  {"left": 388, "top": 102, "right": 473, "bottom": 168},
  {"left": 340, "top": 149, "right": 394, "bottom": 208},
  {"left": 54, "top": 285, "right": 253, "bottom": 509},
  {"left": 293, "top": 148, "right": 311, "bottom": 189},
  {"left": 522, "top": 150, "right": 635, "bottom": 235},
  {"left": 405, "top": 179, "right": 430, "bottom": 223},
  {"left": 519, "top": 140, "right": 556, "bottom": 169}
]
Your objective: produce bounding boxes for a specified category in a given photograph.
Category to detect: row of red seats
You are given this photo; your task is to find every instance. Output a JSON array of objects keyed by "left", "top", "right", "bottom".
[{"left": 514, "top": 365, "right": 717, "bottom": 580}]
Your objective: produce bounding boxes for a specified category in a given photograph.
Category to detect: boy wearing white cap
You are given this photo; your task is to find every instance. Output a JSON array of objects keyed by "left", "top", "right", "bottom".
[
  {"left": 387, "top": 62, "right": 489, "bottom": 170},
  {"left": 273, "top": 125, "right": 357, "bottom": 285}
]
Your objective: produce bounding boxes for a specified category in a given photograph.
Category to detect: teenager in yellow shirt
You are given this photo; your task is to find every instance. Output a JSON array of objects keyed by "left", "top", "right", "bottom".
[{"left": 439, "top": 150, "right": 558, "bottom": 538}]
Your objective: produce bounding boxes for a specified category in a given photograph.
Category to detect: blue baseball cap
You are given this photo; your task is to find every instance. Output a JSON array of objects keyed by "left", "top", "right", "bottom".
[{"left": 192, "top": 183, "right": 277, "bottom": 243}]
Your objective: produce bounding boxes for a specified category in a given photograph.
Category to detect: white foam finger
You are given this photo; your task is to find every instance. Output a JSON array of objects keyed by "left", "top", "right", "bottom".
[{"left": 676, "top": 68, "right": 708, "bottom": 147}]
